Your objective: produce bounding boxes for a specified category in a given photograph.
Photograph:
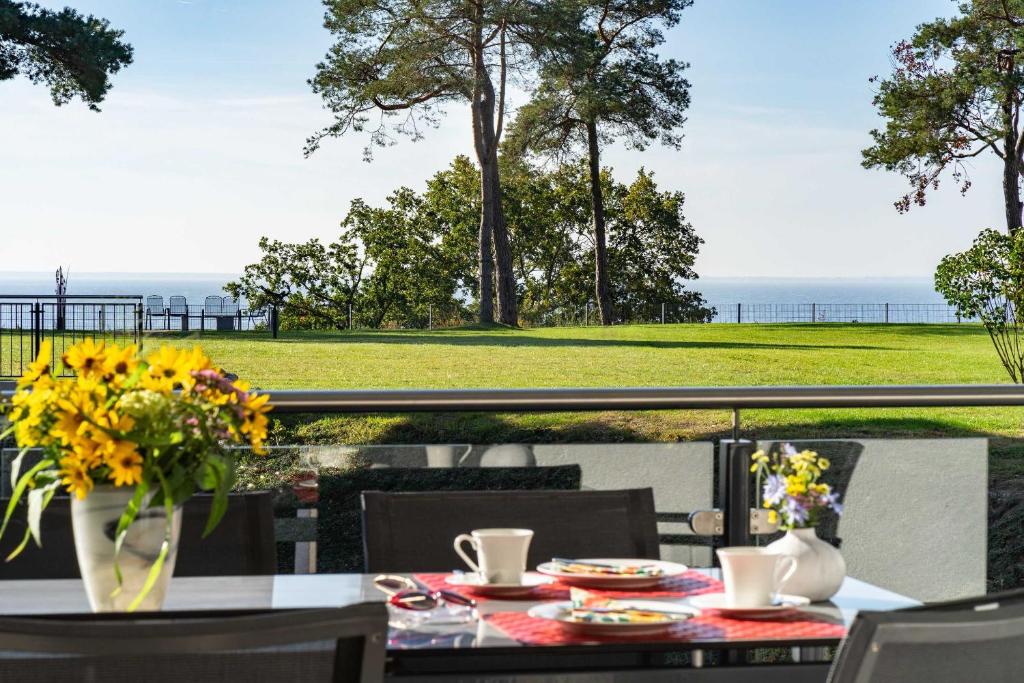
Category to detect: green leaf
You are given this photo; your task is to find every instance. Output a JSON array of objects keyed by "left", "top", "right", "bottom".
[
  {"left": 127, "top": 470, "right": 175, "bottom": 613},
  {"left": 8, "top": 448, "right": 27, "bottom": 494},
  {"left": 0, "top": 458, "right": 55, "bottom": 544},
  {"left": 5, "top": 528, "right": 32, "bottom": 562},
  {"left": 200, "top": 457, "right": 230, "bottom": 539},
  {"left": 26, "top": 482, "right": 59, "bottom": 548},
  {"left": 112, "top": 479, "right": 149, "bottom": 589}
]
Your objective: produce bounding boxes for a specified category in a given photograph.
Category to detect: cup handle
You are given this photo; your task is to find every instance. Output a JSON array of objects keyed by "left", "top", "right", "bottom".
[
  {"left": 453, "top": 534, "right": 480, "bottom": 574},
  {"left": 773, "top": 555, "right": 798, "bottom": 594}
]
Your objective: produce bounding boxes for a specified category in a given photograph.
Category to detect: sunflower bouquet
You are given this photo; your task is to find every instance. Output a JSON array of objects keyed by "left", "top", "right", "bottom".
[
  {"left": 0, "top": 338, "right": 270, "bottom": 609},
  {"left": 750, "top": 444, "right": 843, "bottom": 531}
]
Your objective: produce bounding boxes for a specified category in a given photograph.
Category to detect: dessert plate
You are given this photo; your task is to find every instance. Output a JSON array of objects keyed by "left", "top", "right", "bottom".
[
  {"left": 527, "top": 600, "right": 698, "bottom": 637},
  {"left": 445, "top": 571, "right": 554, "bottom": 597},
  {"left": 536, "top": 558, "right": 688, "bottom": 589},
  {"left": 688, "top": 592, "right": 811, "bottom": 618}
]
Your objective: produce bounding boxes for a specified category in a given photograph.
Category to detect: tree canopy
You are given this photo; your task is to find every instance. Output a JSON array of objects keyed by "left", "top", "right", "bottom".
[
  {"left": 0, "top": 1, "right": 132, "bottom": 110},
  {"left": 862, "top": 0, "right": 1024, "bottom": 232},
  {"left": 506, "top": 0, "right": 691, "bottom": 324},
  {"left": 228, "top": 156, "right": 712, "bottom": 329},
  {"left": 935, "top": 227, "right": 1024, "bottom": 381}
]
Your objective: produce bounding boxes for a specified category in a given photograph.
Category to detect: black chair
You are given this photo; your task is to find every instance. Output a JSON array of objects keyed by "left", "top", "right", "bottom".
[
  {"left": 317, "top": 465, "right": 582, "bottom": 572},
  {"left": 0, "top": 491, "right": 277, "bottom": 579},
  {"left": 361, "top": 487, "right": 660, "bottom": 572},
  {"left": 828, "top": 589, "right": 1024, "bottom": 683},
  {"left": 0, "top": 604, "right": 387, "bottom": 683}
]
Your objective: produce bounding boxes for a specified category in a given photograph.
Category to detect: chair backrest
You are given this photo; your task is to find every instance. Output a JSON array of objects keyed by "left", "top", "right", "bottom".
[
  {"left": 317, "top": 465, "right": 582, "bottom": 573},
  {"left": 361, "top": 487, "right": 659, "bottom": 572},
  {"left": 204, "top": 295, "right": 223, "bottom": 313},
  {"left": 0, "top": 491, "right": 277, "bottom": 579},
  {"left": 0, "top": 604, "right": 387, "bottom": 683},
  {"left": 222, "top": 296, "right": 240, "bottom": 314},
  {"left": 168, "top": 296, "right": 187, "bottom": 314},
  {"left": 828, "top": 589, "right": 1024, "bottom": 683},
  {"left": 146, "top": 295, "right": 164, "bottom": 313}
]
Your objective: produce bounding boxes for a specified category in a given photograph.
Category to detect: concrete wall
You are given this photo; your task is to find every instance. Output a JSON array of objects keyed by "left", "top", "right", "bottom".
[{"left": 758, "top": 438, "right": 988, "bottom": 602}]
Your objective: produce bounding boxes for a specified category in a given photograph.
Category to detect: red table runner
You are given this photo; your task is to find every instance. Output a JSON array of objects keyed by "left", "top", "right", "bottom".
[
  {"left": 413, "top": 572, "right": 846, "bottom": 646},
  {"left": 414, "top": 570, "right": 724, "bottom": 602},
  {"left": 485, "top": 610, "right": 847, "bottom": 646}
]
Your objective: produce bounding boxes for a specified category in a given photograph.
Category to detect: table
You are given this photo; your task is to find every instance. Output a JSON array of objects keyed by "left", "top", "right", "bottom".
[{"left": 0, "top": 570, "right": 918, "bottom": 682}]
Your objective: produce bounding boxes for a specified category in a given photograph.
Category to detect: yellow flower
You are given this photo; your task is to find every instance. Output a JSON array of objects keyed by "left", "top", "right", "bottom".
[
  {"left": 102, "top": 344, "right": 140, "bottom": 383},
  {"left": 767, "top": 510, "right": 778, "bottom": 524},
  {"left": 144, "top": 345, "right": 198, "bottom": 391},
  {"left": 62, "top": 338, "right": 107, "bottom": 376},
  {"left": 105, "top": 441, "right": 143, "bottom": 487},
  {"left": 16, "top": 341, "right": 53, "bottom": 390},
  {"left": 785, "top": 474, "right": 807, "bottom": 496},
  {"left": 59, "top": 458, "right": 93, "bottom": 500},
  {"left": 817, "top": 458, "right": 830, "bottom": 471}
]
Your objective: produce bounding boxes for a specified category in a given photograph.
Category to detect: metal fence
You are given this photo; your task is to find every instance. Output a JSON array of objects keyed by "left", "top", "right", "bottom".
[
  {"left": 0, "top": 295, "right": 142, "bottom": 379},
  {"left": 144, "top": 304, "right": 268, "bottom": 332},
  {"left": 706, "top": 303, "right": 971, "bottom": 324}
]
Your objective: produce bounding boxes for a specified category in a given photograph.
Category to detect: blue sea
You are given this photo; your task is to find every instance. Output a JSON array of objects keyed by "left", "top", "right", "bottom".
[{"left": 0, "top": 273, "right": 947, "bottom": 307}]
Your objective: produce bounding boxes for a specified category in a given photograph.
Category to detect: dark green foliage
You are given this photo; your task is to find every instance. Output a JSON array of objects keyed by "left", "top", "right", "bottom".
[
  {"left": 935, "top": 227, "right": 1024, "bottom": 381},
  {"left": 230, "top": 156, "right": 711, "bottom": 328},
  {"left": 0, "top": 1, "right": 132, "bottom": 110}
]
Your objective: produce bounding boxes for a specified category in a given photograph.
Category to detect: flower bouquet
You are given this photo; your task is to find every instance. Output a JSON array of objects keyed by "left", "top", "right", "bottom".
[
  {"left": 0, "top": 339, "right": 270, "bottom": 611},
  {"left": 750, "top": 444, "right": 843, "bottom": 529},
  {"left": 750, "top": 443, "right": 846, "bottom": 601}
]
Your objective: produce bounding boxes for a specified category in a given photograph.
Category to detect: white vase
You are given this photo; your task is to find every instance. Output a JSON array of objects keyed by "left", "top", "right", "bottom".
[
  {"left": 765, "top": 527, "right": 846, "bottom": 602},
  {"left": 71, "top": 486, "right": 182, "bottom": 612}
]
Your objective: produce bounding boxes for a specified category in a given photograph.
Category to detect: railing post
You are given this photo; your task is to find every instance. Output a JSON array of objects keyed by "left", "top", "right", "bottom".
[
  {"left": 31, "top": 301, "right": 41, "bottom": 359},
  {"left": 718, "top": 439, "right": 755, "bottom": 549},
  {"left": 271, "top": 304, "right": 280, "bottom": 339},
  {"left": 885, "top": 303, "right": 889, "bottom": 324},
  {"left": 737, "top": 303, "right": 742, "bottom": 324},
  {"left": 348, "top": 304, "right": 353, "bottom": 330},
  {"left": 811, "top": 303, "right": 816, "bottom": 323},
  {"left": 428, "top": 304, "right": 432, "bottom": 330},
  {"left": 661, "top": 302, "right": 666, "bottom": 324}
]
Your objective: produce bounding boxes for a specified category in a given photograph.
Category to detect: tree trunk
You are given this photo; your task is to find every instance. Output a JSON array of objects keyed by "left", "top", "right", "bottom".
[
  {"left": 586, "top": 119, "right": 613, "bottom": 325},
  {"left": 471, "top": 49, "right": 517, "bottom": 326},
  {"left": 477, "top": 165, "right": 496, "bottom": 323},
  {"left": 1003, "top": 91, "right": 1022, "bottom": 235},
  {"left": 489, "top": 159, "right": 518, "bottom": 325}
]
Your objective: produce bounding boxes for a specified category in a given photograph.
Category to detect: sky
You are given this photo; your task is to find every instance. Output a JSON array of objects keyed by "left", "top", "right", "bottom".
[{"left": 0, "top": 0, "right": 1006, "bottom": 277}]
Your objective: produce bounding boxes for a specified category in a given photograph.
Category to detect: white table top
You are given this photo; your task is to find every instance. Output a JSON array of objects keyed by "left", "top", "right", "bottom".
[{"left": 0, "top": 570, "right": 919, "bottom": 651}]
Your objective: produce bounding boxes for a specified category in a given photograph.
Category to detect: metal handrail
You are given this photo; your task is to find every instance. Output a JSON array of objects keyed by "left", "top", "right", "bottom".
[
  {"left": 258, "top": 384, "right": 1024, "bottom": 414},
  {"left": 0, "top": 295, "right": 143, "bottom": 300}
]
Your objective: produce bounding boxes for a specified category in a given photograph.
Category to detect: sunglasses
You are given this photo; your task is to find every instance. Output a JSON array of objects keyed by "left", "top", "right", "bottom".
[{"left": 373, "top": 575, "right": 476, "bottom": 611}]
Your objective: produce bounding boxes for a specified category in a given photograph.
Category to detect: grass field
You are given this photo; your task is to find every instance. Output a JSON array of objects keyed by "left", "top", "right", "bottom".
[{"left": 148, "top": 323, "right": 1024, "bottom": 476}]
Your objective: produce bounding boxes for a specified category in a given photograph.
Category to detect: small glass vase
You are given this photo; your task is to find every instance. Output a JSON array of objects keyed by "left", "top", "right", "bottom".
[
  {"left": 765, "top": 527, "right": 846, "bottom": 602},
  {"left": 71, "top": 486, "right": 182, "bottom": 612}
]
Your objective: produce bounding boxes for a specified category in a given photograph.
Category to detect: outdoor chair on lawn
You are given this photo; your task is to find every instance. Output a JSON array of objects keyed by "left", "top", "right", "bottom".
[
  {"left": 145, "top": 295, "right": 165, "bottom": 329},
  {"left": 361, "top": 487, "right": 660, "bottom": 572},
  {"left": 0, "top": 603, "right": 387, "bottom": 683},
  {"left": 204, "top": 295, "right": 223, "bottom": 314},
  {"left": 828, "top": 588, "right": 1024, "bottom": 683},
  {"left": 168, "top": 295, "right": 188, "bottom": 315},
  {"left": 0, "top": 491, "right": 277, "bottom": 579}
]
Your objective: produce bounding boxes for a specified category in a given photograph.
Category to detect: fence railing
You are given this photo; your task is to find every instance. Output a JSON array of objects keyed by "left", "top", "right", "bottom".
[
  {"left": 257, "top": 383, "right": 1020, "bottom": 549},
  {"left": 0, "top": 295, "right": 143, "bottom": 379},
  {"left": 144, "top": 304, "right": 268, "bottom": 332}
]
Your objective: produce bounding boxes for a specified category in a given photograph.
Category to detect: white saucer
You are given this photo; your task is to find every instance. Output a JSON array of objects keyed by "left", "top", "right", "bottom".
[
  {"left": 445, "top": 572, "right": 554, "bottom": 597},
  {"left": 688, "top": 592, "right": 811, "bottom": 618},
  {"left": 535, "top": 559, "right": 688, "bottom": 589},
  {"left": 528, "top": 600, "right": 698, "bottom": 637}
]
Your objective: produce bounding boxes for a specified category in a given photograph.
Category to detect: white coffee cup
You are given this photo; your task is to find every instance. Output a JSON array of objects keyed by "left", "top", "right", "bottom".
[
  {"left": 716, "top": 547, "right": 798, "bottom": 608},
  {"left": 453, "top": 528, "right": 533, "bottom": 584}
]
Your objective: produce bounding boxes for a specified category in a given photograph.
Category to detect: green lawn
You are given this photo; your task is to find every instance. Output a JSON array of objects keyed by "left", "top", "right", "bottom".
[{"left": 151, "top": 323, "right": 1024, "bottom": 477}]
